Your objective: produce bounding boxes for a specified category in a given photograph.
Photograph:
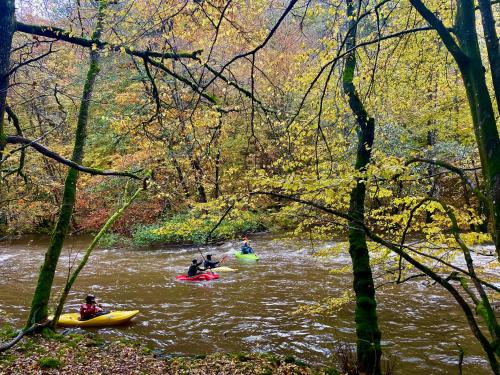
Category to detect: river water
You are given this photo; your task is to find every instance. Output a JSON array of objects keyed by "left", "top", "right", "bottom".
[{"left": 0, "top": 234, "right": 496, "bottom": 374}]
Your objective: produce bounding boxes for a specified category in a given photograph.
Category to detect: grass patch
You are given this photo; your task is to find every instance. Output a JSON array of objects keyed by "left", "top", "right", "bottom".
[
  {"left": 141, "top": 347, "right": 152, "bottom": 355},
  {"left": 41, "top": 327, "right": 65, "bottom": 341},
  {"left": 0, "top": 324, "right": 16, "bottom": 340},
  {"left": 38, "top": 357, "right": 61, "bottom": 369},
  {"left": 86, "top": 336, "right": 106, "bottom": 347},
  {"left": 66, "top": 333, "right": 85, "bottom": 344},
  {"left": 0, "top": 354, "right": 16, "bottom": 366},
  {"left": 17, "top": 338, "right": 38, "bottom": 353},
  {"left": 262, "top": 352, "right": 281, "bottom": 366}
]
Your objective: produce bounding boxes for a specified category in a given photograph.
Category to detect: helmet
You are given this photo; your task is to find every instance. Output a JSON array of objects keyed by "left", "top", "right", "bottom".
[
  {"left": 85, "top": 295, "right": 96, "bottom": 304},
  {"left": 206, "top": 254, "right": 212, "bottom": 259},
  {"left": 192, "top": 259, "right": 198, "bottom": 264}
]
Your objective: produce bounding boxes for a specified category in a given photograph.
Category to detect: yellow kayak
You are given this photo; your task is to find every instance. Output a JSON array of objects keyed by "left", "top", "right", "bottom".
[
  {"left": 213, "top": 266, "right": 238, "bottom": 272},
  {"left": 50, "top": 310, "right": 139, "bottom": 327}
]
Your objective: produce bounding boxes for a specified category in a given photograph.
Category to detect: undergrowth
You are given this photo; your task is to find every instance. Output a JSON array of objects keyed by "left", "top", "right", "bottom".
[{"left": 132, "top": 209, "right": 265, "bottom": 246}]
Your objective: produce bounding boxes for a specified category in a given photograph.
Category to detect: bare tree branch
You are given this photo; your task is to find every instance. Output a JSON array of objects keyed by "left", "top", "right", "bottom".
[{"left": 6, "top": 135, "right": 142, "bottom": 179}]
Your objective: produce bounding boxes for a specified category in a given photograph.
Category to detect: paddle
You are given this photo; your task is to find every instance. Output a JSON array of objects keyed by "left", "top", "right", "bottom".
[{"left": 196, "top": 247, "right": 212, "bottom": 274}]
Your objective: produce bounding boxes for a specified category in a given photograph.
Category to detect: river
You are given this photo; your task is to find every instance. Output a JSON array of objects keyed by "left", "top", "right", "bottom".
[{"left": 0, "top": 234, "right": 495, "bottom": 374}]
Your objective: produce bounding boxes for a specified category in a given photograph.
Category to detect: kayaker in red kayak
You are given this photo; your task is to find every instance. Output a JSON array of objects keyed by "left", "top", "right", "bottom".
[
  {"left": 80, "top": 295, "right": 109, "bottom": 321},
  {"left": 187, "top": 259, "right": 203, "bottom": 277}
]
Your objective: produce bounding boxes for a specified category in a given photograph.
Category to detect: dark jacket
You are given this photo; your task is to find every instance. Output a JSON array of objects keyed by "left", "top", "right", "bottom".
[
  {"left": 187, "top": 261, "right": 203, "bottom": 277},
  {"left": 204, "top": 259, "right": 220, "bottom": 269}
]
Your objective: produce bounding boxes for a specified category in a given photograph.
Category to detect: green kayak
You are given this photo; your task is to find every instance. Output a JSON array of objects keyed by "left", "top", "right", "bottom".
[{"left": 234, "top": 251, "right": 259, "bottom": 260}]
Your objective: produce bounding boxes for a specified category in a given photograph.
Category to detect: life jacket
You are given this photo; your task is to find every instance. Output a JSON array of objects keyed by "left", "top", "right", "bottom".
[{"left": 80, "top": 303, "right": 102, "bottom": 319}]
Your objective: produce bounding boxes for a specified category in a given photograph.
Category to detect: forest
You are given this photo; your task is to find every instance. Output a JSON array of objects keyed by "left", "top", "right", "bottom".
[{"left": 0, "top": 0, "right": 499, "bottom": 374}]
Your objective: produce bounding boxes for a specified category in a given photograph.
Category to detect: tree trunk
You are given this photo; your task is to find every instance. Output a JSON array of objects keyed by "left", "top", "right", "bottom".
[
  {"left": 25, "top": 2, "right": 105, "bottom": 326},
  {"left": 474, "top": 164, "right": 490, "bottom": 233},
  {"left": 342, "top": 1, "right": 382, "bottom": 373},
  {"left": 425, "top": 129, "right": 437, "bottom": 224},
  {"left": 0, "top": 0, "right": 15, "bottom": 157},
  {"left": 191, "top": 157, "right": 207, "bottom": 203},
  {"left": 478, "top": 0, "right": 500, "bottom": 113},
  {"left": 455, "top": 0, "right": 500, "bottom": 261},
  {"left": 214, "top": 149, "right": 221, "bottom": 199},
  {"left": 172, "top": 155, "right": 190, "bottom": 198}
]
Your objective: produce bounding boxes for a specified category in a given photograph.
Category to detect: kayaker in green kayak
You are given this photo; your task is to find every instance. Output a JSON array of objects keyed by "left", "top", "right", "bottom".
[
  {"left": 241, "top": 236, "right": 254, "bottom": 254},
  {"left": 187, "top": 259, "right": 203, "bottom": 277}
]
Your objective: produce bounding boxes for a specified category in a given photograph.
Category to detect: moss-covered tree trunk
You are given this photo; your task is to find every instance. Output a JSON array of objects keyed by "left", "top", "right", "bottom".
[
  {"left": 25, "top": 2, "right": 106, "bottom": 326},
  {"left": 477, "top": 0, "right": 500, "bottom": 114},
  {"left": 342, "top": 1, "right": 381, "bottom": 373},
  {"left": 0, "top": 0, "right": 15, "bottom": 157},
  {"left": 0, "top": 0, "right": 15, "bottom": 236},
  {"left": 454, "top": 0, "right": 500, "bottom": 261}
]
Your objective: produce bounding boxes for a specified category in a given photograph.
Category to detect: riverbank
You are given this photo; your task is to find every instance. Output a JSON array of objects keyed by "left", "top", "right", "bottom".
[{"left": 0, "top": 331, "right": 338, "bottom": 374}]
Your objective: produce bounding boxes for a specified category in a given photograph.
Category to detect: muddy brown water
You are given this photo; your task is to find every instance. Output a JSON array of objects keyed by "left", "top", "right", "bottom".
[{"left": 0, "top": 234, "right": 496, "bottom": 374}]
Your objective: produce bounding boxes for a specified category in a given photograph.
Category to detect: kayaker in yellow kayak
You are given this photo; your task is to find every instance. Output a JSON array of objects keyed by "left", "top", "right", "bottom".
[
  {"left": 203, "top": 254, "right": 229, "bottom": 270},
  {"left": 203, "top": 254, "right": 221, "bottom": 270},
  {"left": 80, "top": 295, "right": 109, "bottom": 321}
]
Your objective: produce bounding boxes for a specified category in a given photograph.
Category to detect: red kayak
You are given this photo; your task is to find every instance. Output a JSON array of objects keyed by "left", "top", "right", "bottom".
[{"left": 176, "top": 273, "right": 219, "bottom": 281}]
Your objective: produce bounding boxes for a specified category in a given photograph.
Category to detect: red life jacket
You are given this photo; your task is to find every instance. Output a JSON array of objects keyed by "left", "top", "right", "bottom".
[{"left": 80, "top": 303, "right": 102, "bottom": 319}]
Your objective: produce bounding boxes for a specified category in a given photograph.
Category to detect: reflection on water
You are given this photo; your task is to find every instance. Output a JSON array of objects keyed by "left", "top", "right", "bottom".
[{"left": 0, "top": 234, "right": 494, "bottom": 374}]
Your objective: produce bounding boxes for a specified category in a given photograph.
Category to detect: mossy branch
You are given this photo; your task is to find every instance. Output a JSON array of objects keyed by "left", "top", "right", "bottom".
[
  {"left": 26, "top": 0, "right": 106, "bottom": 327},
  {"left": 15, "top": 22, "right": 202, "bottom": 61},
  {"left": 5, "top": 135, "right": 141, "bottom": 179}
]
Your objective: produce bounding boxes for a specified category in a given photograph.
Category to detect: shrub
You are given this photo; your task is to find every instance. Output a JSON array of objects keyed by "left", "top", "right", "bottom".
[
  {"left": 98, "top": 232, "right": 132, "bottom": 248},
  {"left": 132, "top": 209, "right": 265, "bottom": 246}
]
